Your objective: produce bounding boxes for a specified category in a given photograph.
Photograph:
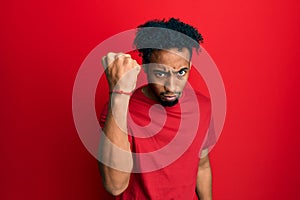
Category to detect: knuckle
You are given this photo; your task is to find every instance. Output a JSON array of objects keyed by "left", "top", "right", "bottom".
[
  {"left": 107, "top": 52, "right": 116, "bottom": 57},
  {"left": 106, "top": 52, "right": 117, "bottom": 64}
]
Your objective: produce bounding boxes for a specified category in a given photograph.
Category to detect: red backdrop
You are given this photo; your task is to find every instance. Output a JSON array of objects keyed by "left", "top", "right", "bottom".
[{"left": 1, "top": 0, "right": 300, "bottom": 199}]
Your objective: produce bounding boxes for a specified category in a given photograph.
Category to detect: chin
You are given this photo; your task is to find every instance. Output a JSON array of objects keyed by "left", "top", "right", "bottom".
[{"left": 159, "top": 99, "right": 179, "bottom": 107}]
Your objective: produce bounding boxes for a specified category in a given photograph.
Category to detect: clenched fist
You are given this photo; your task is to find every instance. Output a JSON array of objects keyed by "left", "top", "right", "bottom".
[{"left": 102, "top": 52, "right": 141, "bottom": 93}]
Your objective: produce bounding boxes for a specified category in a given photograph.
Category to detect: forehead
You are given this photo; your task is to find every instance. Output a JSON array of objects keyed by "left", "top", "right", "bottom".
[{"left": 149, "top": 48, "right": 190, "bottom": 70}]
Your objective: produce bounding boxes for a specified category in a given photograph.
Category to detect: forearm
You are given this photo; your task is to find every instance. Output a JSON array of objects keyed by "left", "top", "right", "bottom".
[
  {"left": 99, "top": 94, "right": 133, "bottom": 195},
  {"left": 196, "top": 156, "right": 212, "bottom": 200},
  {"left": 99, "top": 52, "right": 140, "bottom": 195}
]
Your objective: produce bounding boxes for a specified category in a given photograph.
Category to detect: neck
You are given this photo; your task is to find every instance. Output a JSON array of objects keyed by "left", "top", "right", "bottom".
[{"left": 141, "top": 85, "right": 158, "bottom": 101}]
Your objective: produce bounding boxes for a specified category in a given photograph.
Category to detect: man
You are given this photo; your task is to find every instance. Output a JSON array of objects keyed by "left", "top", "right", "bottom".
[{"left": 99, "top": 18, "right": 214, "bottom": 200}]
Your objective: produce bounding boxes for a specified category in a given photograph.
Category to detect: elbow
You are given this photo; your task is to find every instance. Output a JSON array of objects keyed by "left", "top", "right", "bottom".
[
  {"left": 104, "top": 181, "right": 129, "bottom": 196},
  {"left": 109, "top": 187, "right": 127, "bottom": 196}
]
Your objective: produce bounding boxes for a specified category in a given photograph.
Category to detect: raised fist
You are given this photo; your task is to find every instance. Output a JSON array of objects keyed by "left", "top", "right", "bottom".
[{"left": 102, "top": 52, "right": 141, "bottom": 93}]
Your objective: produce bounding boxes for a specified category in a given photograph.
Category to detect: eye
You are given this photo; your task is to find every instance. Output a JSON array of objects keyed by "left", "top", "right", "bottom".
[
  {"left": 154, "top": 71, "right": 167, "bottom": 78},
  {"left": 177, "top": 70, "right": 186, "bottom": 77}
]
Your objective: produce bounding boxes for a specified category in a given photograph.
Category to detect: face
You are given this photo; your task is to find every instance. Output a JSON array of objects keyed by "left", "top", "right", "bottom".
[{"left": 144, "top": 48, "right": 191, "bottom": 107}]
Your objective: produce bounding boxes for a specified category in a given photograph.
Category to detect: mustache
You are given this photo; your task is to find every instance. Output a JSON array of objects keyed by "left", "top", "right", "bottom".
[{"left": 160, "top": 92, "right": 181, "bottom": 96}]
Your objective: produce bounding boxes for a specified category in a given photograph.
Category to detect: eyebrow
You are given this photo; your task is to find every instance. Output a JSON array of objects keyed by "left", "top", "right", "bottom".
[{"left": 152, "top": 66, "right": 189, "bottom": 73}]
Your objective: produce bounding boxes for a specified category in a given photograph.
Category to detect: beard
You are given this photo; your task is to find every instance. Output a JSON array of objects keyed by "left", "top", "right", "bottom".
[
  {"left": 158, "top": 98, "right": 179, "bottom": 107},
  {"left": 158, "top": 92, "right": 180, "bottom": 107},
  {"left": 146, "top": 84, "right": 181, "bottom": 107}
]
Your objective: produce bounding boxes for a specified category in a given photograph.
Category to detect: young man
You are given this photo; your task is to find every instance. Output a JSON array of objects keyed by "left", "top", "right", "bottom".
[{"left": 99, "top": 18, "right": 214, "bottom": 200}]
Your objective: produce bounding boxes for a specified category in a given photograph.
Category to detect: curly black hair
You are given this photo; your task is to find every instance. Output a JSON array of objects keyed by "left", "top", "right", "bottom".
[{"left": 133, "top": 18, "right": 203, "bottom": 64}]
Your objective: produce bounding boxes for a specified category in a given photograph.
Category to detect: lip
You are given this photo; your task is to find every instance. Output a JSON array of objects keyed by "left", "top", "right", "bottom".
[{"left": 162, "top": 95, "right": 177, "bottom": 101}]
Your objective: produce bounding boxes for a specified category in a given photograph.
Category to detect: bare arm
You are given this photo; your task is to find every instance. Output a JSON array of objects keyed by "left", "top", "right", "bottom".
[
  {"left": 99, "top": 53, "right": 140, "bottom": 196},
  {"left": 196, "top": 150, "right": 212, "bottom": 200}
]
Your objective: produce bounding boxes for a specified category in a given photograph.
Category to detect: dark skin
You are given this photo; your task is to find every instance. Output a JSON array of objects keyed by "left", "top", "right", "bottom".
[
  {"left": 142, "top": 48, "right": 191, "bottom": 105},
  {"left": 100, "top": 49, "right": 212, "bottom": 199}
]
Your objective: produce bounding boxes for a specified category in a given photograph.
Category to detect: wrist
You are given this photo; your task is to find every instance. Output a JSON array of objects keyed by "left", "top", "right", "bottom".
[
  {"left": 109, "top": 90, "right": 133, "bottom": 95},
  {"left": 110, "top": 92, "right": 130, "bottom": 105}
]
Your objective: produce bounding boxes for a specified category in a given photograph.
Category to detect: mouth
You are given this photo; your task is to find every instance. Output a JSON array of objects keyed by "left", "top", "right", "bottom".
[
  {"left": 161, "top": 94, "right": 178, "bottom": 102},
  {"left": 158, "top": 93, "right": 180, "bottom": 107}
]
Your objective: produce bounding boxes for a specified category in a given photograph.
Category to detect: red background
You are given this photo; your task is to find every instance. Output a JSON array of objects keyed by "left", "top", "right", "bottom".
[{"left": 1, "top": 0, "right": 300, "bottom": 199}]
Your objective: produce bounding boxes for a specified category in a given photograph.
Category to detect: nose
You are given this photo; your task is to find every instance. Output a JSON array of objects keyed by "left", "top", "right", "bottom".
[{"left": 164, "top": 76, "right": 176, "bottom": 92}]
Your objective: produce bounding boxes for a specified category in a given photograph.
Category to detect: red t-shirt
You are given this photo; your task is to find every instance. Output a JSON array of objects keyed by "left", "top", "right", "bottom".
[{"left": 100, "top": 86, "right": 213, "bottom": 200}]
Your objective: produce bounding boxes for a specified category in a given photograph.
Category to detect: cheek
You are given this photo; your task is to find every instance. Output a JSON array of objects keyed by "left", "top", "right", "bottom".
[
  {"left": 179, "top": 73, "right": 190, "bottom": 87},
  {"left": 150, "top": 83, "right": 164, "bottom": 92},
  {"left": 176, "top": 77, "right": 188, "bottom": 88},
  {"left": 147, "top": 73, "right": 164, "bottom": 85}
]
